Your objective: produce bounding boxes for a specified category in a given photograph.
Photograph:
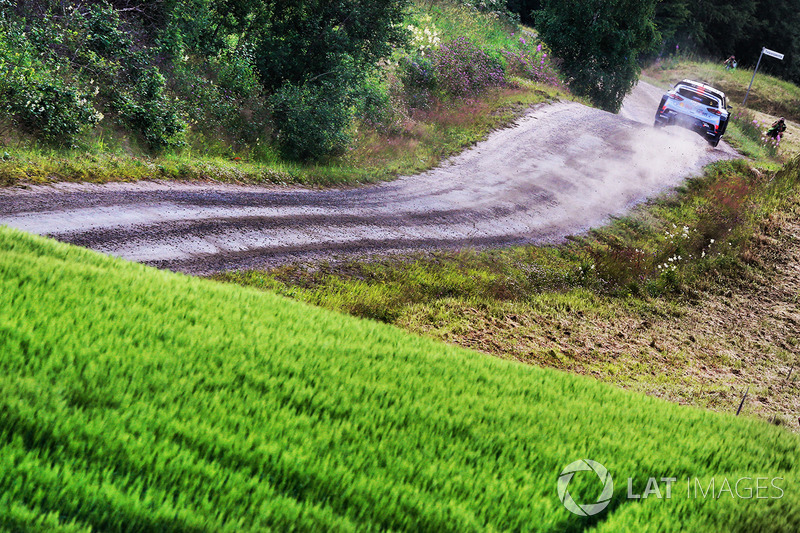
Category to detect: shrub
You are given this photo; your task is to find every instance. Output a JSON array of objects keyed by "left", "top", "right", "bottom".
[
  {"left": 16, "top": 82, "right": 101, "bottom": 145},
  {"left": 354, "top": 74, "right": 393, "bottom": 127},
  {"left": 432, "top": 37, "right": 505, "bottom": 97},
  {"left": 115, "top": 67, "right": 185, "bottom": 149},
  {"left": 85, "top": 2, "right": 132, "bottom": 57},
  {"left": 459, "top": 0, "right": 520, "bottom": 22},
  {"left": 214, "top": 45, "right": 261, "bottom": 98},
  {"left": 399, "top": 54, "right": 438, "bottom": 108},
  {"left": 0, "top": 23, "right": 101, "bottom": 145},
  {"left": 501, "top": 47, "right": 561, "bottom": 86},
  {"left": 269, "top": 81, "right": 353, "bottom": 161}
]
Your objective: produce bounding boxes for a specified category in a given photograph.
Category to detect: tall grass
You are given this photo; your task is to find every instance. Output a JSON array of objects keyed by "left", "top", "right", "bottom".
[{"left": 2, "top": 226, "right": 800, "bottom": 530}]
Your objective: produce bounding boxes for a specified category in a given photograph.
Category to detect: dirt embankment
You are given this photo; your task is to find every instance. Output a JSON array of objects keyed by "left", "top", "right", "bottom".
[{"left": 0, "top": 82, "right": 738, "bottom": 274}]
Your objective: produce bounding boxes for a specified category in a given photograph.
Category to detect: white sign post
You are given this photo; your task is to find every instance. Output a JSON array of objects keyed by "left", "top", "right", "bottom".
[{"left": 743, "top": 47, "right": 785, "bottom": 106}]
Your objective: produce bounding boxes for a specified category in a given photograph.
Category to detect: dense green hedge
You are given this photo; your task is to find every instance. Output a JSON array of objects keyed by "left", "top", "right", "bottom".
[{"left": 0, "top": 226, "right": 798, "bottom": 531}]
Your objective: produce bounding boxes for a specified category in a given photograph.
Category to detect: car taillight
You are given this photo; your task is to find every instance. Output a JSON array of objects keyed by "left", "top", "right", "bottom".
[
  {"left": 668, "top": 93, "right": 684, "bottom": 101},
  {"left": 707, "top": 108, "right": 722, "bottom": 115}
]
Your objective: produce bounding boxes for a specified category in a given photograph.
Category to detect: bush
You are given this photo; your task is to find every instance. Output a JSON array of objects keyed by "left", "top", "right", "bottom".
[
  {"left": 354, "top": 75, "right": 393, "bottom": 127},
  {"left": 116, "top": 67, "right": 184, "bottom": 149},
  {"left": 213, "top": 45, "right": 261, "bottom": 98},
  {"left": 399, "top": 54, "right": 438, "bottom": 108},
  {"left": 0, "top": 21, "right": 101, "bottom": 145},
  {"left": 501, "top": 48, "right": 561, "bottom": 86},
  {"left": 432, "top": 37, "right": 505, "bottom": 97},
  {"left": 459, "top": 0, "right": 520, "bottom": 22},
  {"left": 17, "top": 82, "right": 101, "bottom": 145},
  {"left": 85, "top": 3, "right": 132, "bottom": 57},
  {"left": 269, "top": 81, "right": 353, "bottom": 161}
]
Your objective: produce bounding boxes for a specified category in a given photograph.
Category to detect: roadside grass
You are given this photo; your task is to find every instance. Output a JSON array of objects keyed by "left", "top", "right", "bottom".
[
  {"left": 218, "top": 157, "right": 800, "bottom": 428},
  {"left": 2, "top": 225, "right": 800, "bottom": 531},
  {"left": 0, "top": 82, "right": 562, "bottom": 188},
  {"left": 341, "top": 81, "right": 564, "bottom": 178}
]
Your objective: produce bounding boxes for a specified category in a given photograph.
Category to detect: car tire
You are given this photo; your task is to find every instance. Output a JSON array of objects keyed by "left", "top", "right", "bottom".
[
  {"left": 708, "top": 137, "right": 721, "bottom": 148},
  {"left": 719, "top": 117, "right": 729, "bottom": 135}
]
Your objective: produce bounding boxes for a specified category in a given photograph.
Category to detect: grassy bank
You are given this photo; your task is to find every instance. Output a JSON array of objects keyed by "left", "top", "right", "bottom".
[
  {"left": 1, "top": 225, "right": 799, "bottom": 531},
  {"left": 218, "top": 157, "right": 800, "bottom": 428},
  {"left": 0, "top": 1, "right": 568, "bottom": 188},
  {"left": 0, "top": 83, "right": 562, "bottom": 188}
]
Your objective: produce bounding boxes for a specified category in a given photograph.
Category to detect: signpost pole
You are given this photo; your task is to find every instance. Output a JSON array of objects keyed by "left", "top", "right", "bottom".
[
  {"left": 743, "top": 47, "right": 784, "bottom": 107},
  {"left": 743, "top": 48, "right": 765, "bottom": 107}
]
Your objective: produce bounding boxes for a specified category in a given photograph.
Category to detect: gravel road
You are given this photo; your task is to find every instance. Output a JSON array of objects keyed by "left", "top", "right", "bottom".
[{"left": 0, "top": 81, "right": 738, "bottom": 274}]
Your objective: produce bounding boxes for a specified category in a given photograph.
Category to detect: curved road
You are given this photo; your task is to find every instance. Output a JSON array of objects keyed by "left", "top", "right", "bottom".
[{"left": 0, "top": 82, "right": 738, "bottom": 274}]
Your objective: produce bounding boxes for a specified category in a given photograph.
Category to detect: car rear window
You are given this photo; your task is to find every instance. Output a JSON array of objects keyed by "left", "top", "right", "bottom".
[{"left": 677, "top": 87, "right": 719, "bottom": 108}]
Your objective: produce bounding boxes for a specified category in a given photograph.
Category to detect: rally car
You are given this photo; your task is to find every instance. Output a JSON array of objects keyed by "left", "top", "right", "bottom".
[{"left": 654, "top": 80, "right": 730, "bottom": 147}]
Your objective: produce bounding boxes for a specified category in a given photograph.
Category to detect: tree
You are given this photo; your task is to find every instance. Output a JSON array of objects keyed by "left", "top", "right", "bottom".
[
  {"left": 223, "top": 0, "right": 409, "bottom": 160},
  {"left": 535, "top": 0, "right": 660, "bottom": 112},
  {"left": 249, "top": 0, "right": 408, "bottom": 92},
  {"left": 506, "top": 0, "right": 540, "bottom": 25},
  {"left": 683, "top": 0, "right": 757, "bottom": 59}
]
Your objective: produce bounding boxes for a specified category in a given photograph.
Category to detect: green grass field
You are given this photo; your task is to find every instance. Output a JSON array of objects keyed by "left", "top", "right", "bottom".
[{"left": 1, "top": 226, "right": 799, "bottom": 531}]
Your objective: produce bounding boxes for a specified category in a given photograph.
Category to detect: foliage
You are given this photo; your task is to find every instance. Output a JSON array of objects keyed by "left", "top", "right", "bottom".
[
  {"left": 652, "top": 0, "right": 800, "bottom": 87},
  {"left": 506, "top": 0, "right": 540, "bottom": 24},
  {"left": 213, "top": 45, "right": 262, "bottom": 98},
  {"left": 406, "top": 14, "right": 442, "bottom": 57},
  {"left": 730, "top": 109, "right": 780, "bottom": 156},
  {"left": 269, "top": 81, "right": 353, "bottom": 161},
  {"left": 251, "top": 0, "right": 409, "bottom": 92},
  {"left": 115, "top": 68, "right": 185, "bottom": 149},
  {"left": 0, "top": 20, "right": 100, "bottom": 145},
  {"left": 15, "top": 82, "right": 101, "bottom": 145},
  {"left": 432, "top": 37, "right": 505, "bottom": 97},
  {"left": 501, "top": 46, "right": 560, "bottom": 85},
  {"left": 3, "top": 226, "right": 800, "bottom": 530},
  {"left": 535, "top": 0, "right": 660, "bottom": 112},
  {"left": 458, "top": 0, "right": 519, "bottom": 23},
  {"left": 399, "top": 54, "right": 438, "bottom": 108}
]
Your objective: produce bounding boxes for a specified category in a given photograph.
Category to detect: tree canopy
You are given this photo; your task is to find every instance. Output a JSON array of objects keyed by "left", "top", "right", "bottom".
[
  {"left": 534, "top": 0, "right": 660, "bottom": 112},
  {"left": 651, "top": 0, "right": 800, "bottom": 84}
]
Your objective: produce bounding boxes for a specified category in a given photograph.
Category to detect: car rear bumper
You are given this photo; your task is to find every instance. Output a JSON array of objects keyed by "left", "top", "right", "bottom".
[{"left": 656, "top": 109, "right": 720, "bottom": 138}]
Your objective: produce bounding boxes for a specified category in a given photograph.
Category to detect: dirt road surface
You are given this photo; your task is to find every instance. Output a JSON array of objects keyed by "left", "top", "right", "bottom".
[{"left": 0, "top": 81, "right": 738, "bottom": 274}]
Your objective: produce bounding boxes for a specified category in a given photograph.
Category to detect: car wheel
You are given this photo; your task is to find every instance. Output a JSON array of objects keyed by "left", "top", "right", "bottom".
[{"left": 708, "top": 137, "right": 721, "bottom": 148}]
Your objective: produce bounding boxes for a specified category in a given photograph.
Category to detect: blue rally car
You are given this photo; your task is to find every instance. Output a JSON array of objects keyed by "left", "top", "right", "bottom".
[{"left": 654, "top": 79, "right": 731, "bottom": 147}]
